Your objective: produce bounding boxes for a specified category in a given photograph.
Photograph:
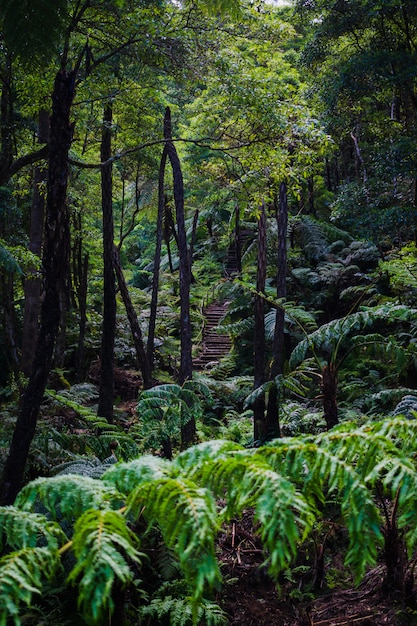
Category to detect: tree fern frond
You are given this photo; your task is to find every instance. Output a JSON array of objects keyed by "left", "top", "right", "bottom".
[
  {"left": 68, "top": 509, "right": 143, "bottom": 624},
  {"left": 127, "top": 477, "right": 220, "bottom": 600},
  {"left": 53, "top": 455, "right": 117, "bottom": 479},
  {"left": 261, "top": 437, "right": 382, "bottom": 579},
  {"left": 103, "top": 455, "right": 172, "bottom": 495},
  {"left": 190, "top": 452, "right": 314, "bottom": 575},
  {"left": 140, "top": 594, "right": 227, "bottom": 626},
  {"left": 0, "top": 546, "right": 60, "bottom": 626},
  {"left": 0, "top": 506, "right": 66, "bottom": 551},
  {"left": 289, "top": 304, "right": 417, "bottom": 369},
  {"left": 174, "top": 440, "right": 244, "bottom": 473},
  {"left": 15, "top": 475, "right": 122, "bottom": 521}
]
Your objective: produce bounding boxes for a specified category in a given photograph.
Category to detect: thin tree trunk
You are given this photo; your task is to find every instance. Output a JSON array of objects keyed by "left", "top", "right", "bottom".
[
  {"left": 75, "top": 252, "right": 89, "bottom": 382},
  {"left": 235, "top": 203, "right": 242, "bottom": 274},
  {"left": 97, "top": 103, "right": 116, "bottom": 422},
  {"left": 21, "top": 109, "right": 49, "bottom": 377},
  {"left": 266, "top": 182, "right": 288, "bottom": 438},
  {"left": 320, "top": 362, "right": 338, "bottom": 429},
  {"left": 253, "top": 202, "right": 267, "bottom": 443},
  {"left": 114, "top": 244, "right": 152, "bottom": 389},
  {"left": 0, "top": 68, "right": 75, "bottom": 505},
  {"left": 147, "top": 146, "right": 167, "bottom": 373},
  {"left": 163, "top": 107, "right": 194, "bottom": 444}
]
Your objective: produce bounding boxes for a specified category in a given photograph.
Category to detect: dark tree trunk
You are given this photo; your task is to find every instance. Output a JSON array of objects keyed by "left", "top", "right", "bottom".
[
  {"left": 235, "top": 203, "right": 242, "bottom": 274},
  {"left": 320, "top": 362, "right": 338, "bottom": 429},
  {"left": 75, "top": 252, "right": 89, "bottom": 382},
  {"left": 163, "top": 107, "right": 194, "bottom": 444},
  {"left": 97, "top": 103, "right": 116, "bottom": 422},
  {"left": 0, "top": 55, "right": 13, "bottom": 186},
  {"left": 0, "top": 69, "right": 75, "bottom": 505},
  {"left": 114, "top": 244, "right": 152, "bottom": 389},
  {"left": 266, "top": 183, "right": 288, "bottom": 439},
  {"left": 21, "top": 109, "right": 49, "bottom": 377},
  {"left": 253, "top": 202, "right": 267, "bottom": 443},
  {"left": 1, "top": 274, "right": 20, "bottom": 384},
  {"left": 147, "top": 146, "right": 167, "bottom": 373}
]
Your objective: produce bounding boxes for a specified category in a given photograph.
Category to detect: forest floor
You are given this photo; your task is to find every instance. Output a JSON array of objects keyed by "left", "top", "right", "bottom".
[{"left": 217, "top": 511, "right": 417, "bottom": 626}]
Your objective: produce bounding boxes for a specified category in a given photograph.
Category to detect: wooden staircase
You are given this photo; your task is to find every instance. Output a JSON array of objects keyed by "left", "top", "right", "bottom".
[
  {"left": 193, "top": 301, "right": 231, "bottom": 370},
  {"left": 194, "top": 230, "right": 254, "bottom": 370}
]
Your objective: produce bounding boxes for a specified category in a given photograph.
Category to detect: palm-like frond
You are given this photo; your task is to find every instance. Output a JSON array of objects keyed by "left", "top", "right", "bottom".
[
  {"left": 0, "top": 547, "right": 60, "bottom": 626},
  {"left": 289, "top": 304, "right": 417, "bottom": 369},
  {"left": 68, "top": 509, "right": 143, "bottom": 624},
  {"left": 0, "top": 507, "right": 66, "bottom": 551},
  {"left": 15, "top": 475, "right": 122, "bottom": 521},
  {"left": 127, "top": 477, "right": 220, "bottom": 601}
]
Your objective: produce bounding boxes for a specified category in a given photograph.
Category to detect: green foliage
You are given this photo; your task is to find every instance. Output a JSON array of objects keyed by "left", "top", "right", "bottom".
[
  {"left": 140, "top": 592, "right": 228, "bottom": 625},
  {"left": 0, "top": 0, "right": 69, "bottom": 63},
  {"left": 289, "top": 304, "right": 417, "bottom": 370},
  {"left": 134, "top": 381, "right": 212, "bottom": 451},
  {"left": 68, "top": 509, "right": 143, "bottom": 624},
  {"left": 3, "top": 418, "right": 417, "bottom": 622}
]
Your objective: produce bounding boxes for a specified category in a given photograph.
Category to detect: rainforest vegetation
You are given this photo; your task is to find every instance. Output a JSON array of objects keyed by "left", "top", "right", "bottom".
[{"left": 1, "top": 0, "right": 417, "bottom": 624}]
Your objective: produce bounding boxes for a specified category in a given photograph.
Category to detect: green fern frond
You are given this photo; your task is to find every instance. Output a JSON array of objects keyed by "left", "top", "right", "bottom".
[
  {"left": 68, "top": 509, "right": 143, "bottom": 624},
  {"left": 54, "top": 455, "right": 117, "bottom": 479},
  {"left": 103, "top": 455, "right": 172, "bottom": 495},
  {"left": 127, "top": 477, "right": 220, "bottom": 600},
  {"left": 0, "top": 546, "right": 60, "bottom": 626},
  {"left": 0, "top": 506, "right": 66, "bottom": 551},
  {"left": 174, "top": 439, "right": 244, "bottom": 473},
  {"left": 15, "top": 475, "right": 122, "bottom": 521},
  {"left": 190, "top": 451, "right": 314, "bottom": 575},
  {"left": 261, "top": 435, "right": 382, "bottom": 579},
  {"left": 289, "top": 304, "right": 417, "bottom": 369},
  {"left": 140, "top": 594, "right": 227, "bottom": 626}
]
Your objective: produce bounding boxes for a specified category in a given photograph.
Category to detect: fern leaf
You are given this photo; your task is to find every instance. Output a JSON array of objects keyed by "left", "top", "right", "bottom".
[
  {"left": 174, "top": 439, "right": 244, "bottom": 473},
  {"left": 127, "top": 477, "right": 220, "bottom": 600},
  {"left": 190, "top": 452, "right": 314, "bottom": 575},
  {"left": 0, "top": 506, "right": 66, "bottom": 551},
  {"left": 0, "top": 547, "right": 60, "bottom": 626},
  {"left": 103, "top": 455, "right": 172, "bottom": 494},
  {"left": 15, "top": 475, "right": 122, "bottom": 521},
  {"left": 68, "top": 509, "right": 143, "bottom": 624}
]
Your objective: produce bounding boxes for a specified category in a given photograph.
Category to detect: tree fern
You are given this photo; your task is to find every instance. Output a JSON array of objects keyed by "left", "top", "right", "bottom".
[
  {"left": 68, "top": 509, "right": 143, "bottom": 624},
  {"left": 140, "top": 593, "right": 227, "bottom": 626},
  {"left": 289, "top": 304, "right": 417, "bottom": 369},
  {"left": 15, "top": 475, "right": 122, "bottom": 521},
  {"left": 126, "top": 476, "right": 220, "bottom": 602},
  {"left": 0, "top": 547, "right": 60, "bottom": 626},
  {"left": 4, "top": 417, "right": 417, "bottom": 622},
  {"left": 0, "top": 507, "right": 66, "bottom": 550},
  {"left": 185, "top": 449, "right": 314, "bottom": 575}
]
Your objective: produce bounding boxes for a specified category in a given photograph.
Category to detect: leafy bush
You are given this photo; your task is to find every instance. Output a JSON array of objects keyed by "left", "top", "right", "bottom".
[{"left": 2, "top": 416, "right": 417, "bottom": 623}]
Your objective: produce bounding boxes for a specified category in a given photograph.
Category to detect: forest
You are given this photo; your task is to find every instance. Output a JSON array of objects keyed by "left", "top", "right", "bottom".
[{"left": 1, "top": 0, "right": 417, "bottom": 624}]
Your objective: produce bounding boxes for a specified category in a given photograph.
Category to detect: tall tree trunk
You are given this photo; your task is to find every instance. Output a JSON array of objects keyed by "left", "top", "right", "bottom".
[
  {"left": 97, "top": 103, "right": 116, "bottom": 422},
  {"left": 320, "top": 362, "right": 338, "bottom": 429},
  {"left": 266, "top": 183, "right": 288, "bottom": 439},
  {"left": 253, "top": 202, "right": 267, "bottom": 443},
  {"left": 21, "top": 109, "right": 49, "bottom": 377},
  {"left": 1, "top": 274, "right": 20, "bottom": 384},
  {"left": 114, "top": 244, "right": 152, "bottom": 389},
  {"left": 163, "top": 107, "right": 194, "bottom": 444},
  {"left": 75, "top": 252, "right": 89, "bottom": 382},
  {"left": 235, "top": 203, "right": 242, "bottom": 274},
  {"left": 0, "top": 54, "right": 13, "bottom": 186},
  {"left": 147, "top": 146, "right": 167, "bottom": 373},
  {"left": 0, "top": 68, "right": 75, "bottom": 505}
]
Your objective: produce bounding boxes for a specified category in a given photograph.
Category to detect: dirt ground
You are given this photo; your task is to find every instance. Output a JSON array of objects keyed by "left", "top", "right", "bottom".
[{"left": 218, "top": 514, "right": 417, "bottom": 626}]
